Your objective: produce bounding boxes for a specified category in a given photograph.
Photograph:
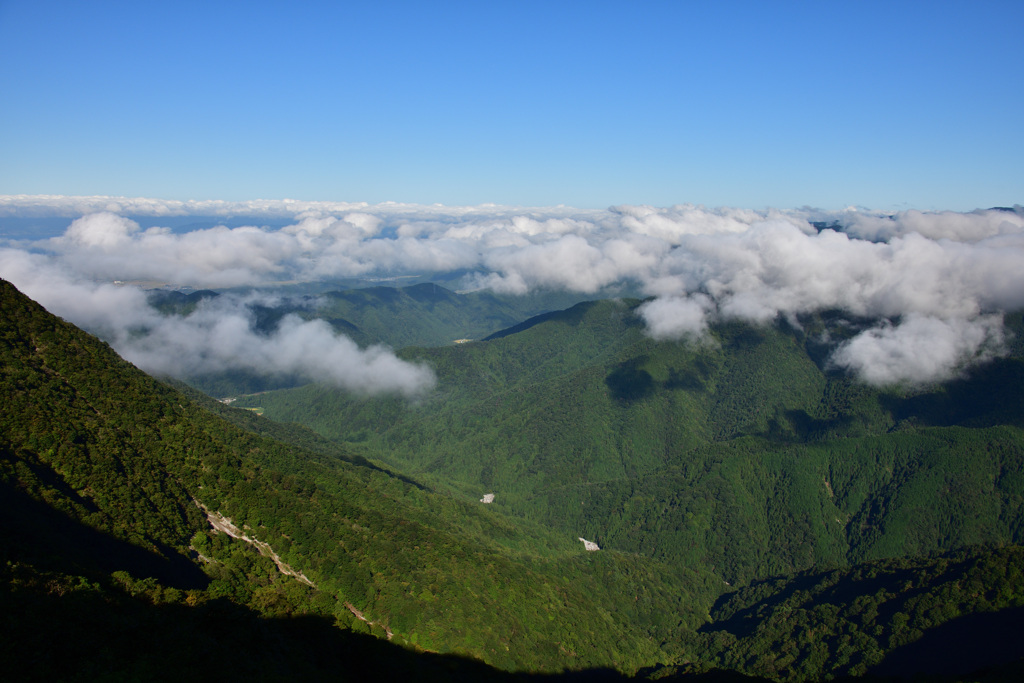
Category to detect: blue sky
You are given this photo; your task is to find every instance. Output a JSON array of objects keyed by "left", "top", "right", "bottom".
[{"left": 1, "top": 0, "right": 1021, "bottom": 210}]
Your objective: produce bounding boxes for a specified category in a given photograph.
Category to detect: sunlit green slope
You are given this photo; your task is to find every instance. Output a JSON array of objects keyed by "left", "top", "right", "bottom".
[
  {"left": 0, "top": 278, "right": 717, "bottom": 676},
  {"left": 238, "top": 299, "right": 1024, "bottom": 585},
  {"left": 303, "top": 282, "right": 643, "bottom": 349},
  {"left": 172, "top": 282, "right": 639, "bottom": 396},
  {"left": 6, "top": 277, "right": 1024, "bottom": 680}
]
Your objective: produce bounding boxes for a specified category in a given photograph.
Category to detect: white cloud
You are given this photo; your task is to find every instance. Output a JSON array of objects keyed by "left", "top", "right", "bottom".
[
  {"left": 3, "top": 196, "right": 1024, "bottom": 387},
  {"left": 0, "top": 248, "right": 435, "bottom": 397},
  {"left": 122, "top": 304, "right": 436, "bottom": 398},
  {"left": 43, "top": 212, "right": 304, "bottom": 287},
  {"left": 610, "top": 203, "right": 811, "bottom": 242},
  {"left": 830, "top": 315, "right": 1006, "bottom": 386},
  {"left": 842, "top": 208, "right": 1024, "bottom": 242},
  {"left": 636, "top": 221, "right": 1024, "bottom": 383},
  {"left": 60, "top": 211, "right": 141, "bottom": 248},
  {"left": 637, "top": 294, "right": 714, "bottom": 341},
  {"left": 477, "top": 234, "right": 629, "bottom": 294}
]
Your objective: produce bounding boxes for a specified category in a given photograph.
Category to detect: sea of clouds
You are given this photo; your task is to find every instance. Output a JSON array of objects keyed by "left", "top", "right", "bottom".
[{"left": 2, "top": 195, "right": 1022, "bottom": 392}]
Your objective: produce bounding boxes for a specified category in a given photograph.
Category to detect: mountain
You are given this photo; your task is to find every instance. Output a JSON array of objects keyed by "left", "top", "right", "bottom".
[
  {"left": 5, "top": 276, "right": 1024, "bottom": 680},
  {"left": 0, "top": 277, "right": 712, "bottom": 678},
  {"left": 237, "top": 299, "right": 1024, "bottom": 586},
  {"left": 310, "top": 283, "right": 531, "bottom": 348},
  {"left": 307, "top": 283, "right": 645, "bottom": 350},
  {"left": 166, "top": 282, "right": 641, "bottom": 396}
]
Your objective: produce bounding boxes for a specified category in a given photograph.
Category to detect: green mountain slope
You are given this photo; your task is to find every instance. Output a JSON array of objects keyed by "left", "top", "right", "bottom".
[
  {"left": 311, "top": 283, "right": 525, "bottom": 348},
  {"left": 305, "top": 283, "right": 644, "bottom": 349},
  {"left": 237, "top": 299, "right": 1024, "bottom": 586},
  {"left": 0, "top": 278, "right": 717, "bottom": 676},
  {"left": 176, "top": 282, "right": 639, "bottom": 396},
  {"left": 6, "top": 276, "right": 1024, "bottom": 680}
]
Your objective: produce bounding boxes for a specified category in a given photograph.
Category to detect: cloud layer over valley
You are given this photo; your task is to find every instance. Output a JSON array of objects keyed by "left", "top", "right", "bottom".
[
  {"left": 2, "top": 196, "right": 1023, "bottom": 389},
  {"left": 0, "top": 248, "right": 436, "bottom": 397}
]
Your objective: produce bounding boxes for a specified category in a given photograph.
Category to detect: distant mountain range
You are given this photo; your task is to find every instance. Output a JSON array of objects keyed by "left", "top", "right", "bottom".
[{"left": 153, "top": 282, "right": 640, "bottom": 396}]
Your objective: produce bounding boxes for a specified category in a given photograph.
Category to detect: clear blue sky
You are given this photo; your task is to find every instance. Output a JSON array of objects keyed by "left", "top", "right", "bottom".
[{"left": 1, "top": 0, "right": 1021, "bottom": 210}]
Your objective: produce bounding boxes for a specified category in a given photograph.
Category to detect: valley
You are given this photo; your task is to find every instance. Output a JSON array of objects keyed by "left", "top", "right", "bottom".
[{"left": 235, "top": 295, "right": 1024, "bottom": 587}]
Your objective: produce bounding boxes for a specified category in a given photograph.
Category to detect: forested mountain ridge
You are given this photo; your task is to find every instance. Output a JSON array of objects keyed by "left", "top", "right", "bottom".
[
  {"left": 166, "top": 281, "right": 635, "bottom": 397},
  {"left": 237, "top": 299, "right": 1024, "bottom": 586},
  {"left": 310, "top": 283, "right": 528, "bottom": 348},
  {"left": 5, "top": 275, "right": 1024, "bottom": 680},
  {"left": 307, "top": 282, "right": 642, "bottom": 349},
  {"left": 0, "top": 277, "right": 715, "bottom": 678}
]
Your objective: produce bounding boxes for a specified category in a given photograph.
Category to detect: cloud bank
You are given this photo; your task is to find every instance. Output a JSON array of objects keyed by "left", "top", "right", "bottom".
[
  {"left": 2, "top": 196, "right": 1023, "bottom": 388},
  {"left": 0, "top": 248, "right": 435, "bottom": 397}
]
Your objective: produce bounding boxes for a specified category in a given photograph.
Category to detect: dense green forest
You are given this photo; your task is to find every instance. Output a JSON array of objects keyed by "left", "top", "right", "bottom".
[
  {"left": 4, "top": 276, "right": 1024, "bottom": 680},
  {"left": 237, "top": 299, "right": 1024, "bottom": 585},
  {"left": 0, "top": 278, "right": 710, "bottom": 677}
]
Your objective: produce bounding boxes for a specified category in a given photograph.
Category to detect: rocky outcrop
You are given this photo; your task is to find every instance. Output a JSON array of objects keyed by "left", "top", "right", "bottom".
[{"left": 194, "top": 499, "right": 315, "bottom": 587}]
